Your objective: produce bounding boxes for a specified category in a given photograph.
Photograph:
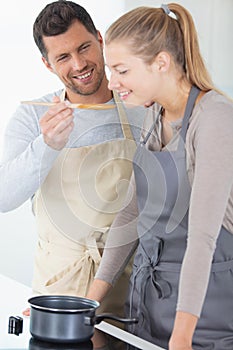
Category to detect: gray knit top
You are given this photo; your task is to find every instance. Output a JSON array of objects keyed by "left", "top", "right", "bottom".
[{"left": 95, "top": 90, "right": 233, "bottom": 318}]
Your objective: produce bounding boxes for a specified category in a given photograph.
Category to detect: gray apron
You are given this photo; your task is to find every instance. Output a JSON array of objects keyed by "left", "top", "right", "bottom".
[{"left": 126, "top": 86, "right": 233, "bottom": 349}]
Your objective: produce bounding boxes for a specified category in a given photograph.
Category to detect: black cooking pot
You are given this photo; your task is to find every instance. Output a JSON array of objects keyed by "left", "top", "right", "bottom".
[{"left": 29, "top": 295, "right": 138, "bottom": 343}]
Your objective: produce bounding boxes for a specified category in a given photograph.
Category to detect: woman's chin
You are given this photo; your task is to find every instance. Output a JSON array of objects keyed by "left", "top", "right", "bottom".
[{"left": 121, "top": 98, "right": 143, "bottom": 109}]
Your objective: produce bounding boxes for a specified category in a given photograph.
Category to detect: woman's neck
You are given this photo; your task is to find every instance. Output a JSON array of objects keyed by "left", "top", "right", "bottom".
[{"left": 162, "top": 85, "right": 191, "bottom": 122}]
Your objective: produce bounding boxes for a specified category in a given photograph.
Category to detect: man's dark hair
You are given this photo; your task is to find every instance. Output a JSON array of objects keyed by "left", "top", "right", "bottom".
[{"left": 33, "top": 0, "right": 98, "bottom": 58}]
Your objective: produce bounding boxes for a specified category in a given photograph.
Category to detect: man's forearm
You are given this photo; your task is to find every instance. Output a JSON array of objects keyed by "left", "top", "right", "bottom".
[{"left": 0, "top": 136, "right": 59, "bottom": 212}]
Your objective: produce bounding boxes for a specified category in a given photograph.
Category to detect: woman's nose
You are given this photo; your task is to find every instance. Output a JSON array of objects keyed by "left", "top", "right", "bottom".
[{"left": 108, "top": 74, "right": 120, "bottom": 90}]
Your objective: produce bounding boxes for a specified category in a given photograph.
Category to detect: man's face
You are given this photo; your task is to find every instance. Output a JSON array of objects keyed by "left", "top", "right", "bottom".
[{"left": 42, "top": 20, "right": 105, "bottom": 98}]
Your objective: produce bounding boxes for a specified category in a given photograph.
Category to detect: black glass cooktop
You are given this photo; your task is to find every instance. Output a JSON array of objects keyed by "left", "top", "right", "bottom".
[
  {"left": 29, "top": 333, "right": 140, "bottom": 350},
  {"left": 5, "top": 329, "right": 145, "bottom": 350}
]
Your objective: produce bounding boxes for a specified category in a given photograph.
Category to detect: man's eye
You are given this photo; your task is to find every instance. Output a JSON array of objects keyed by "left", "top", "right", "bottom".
[
  {"left": 80, "top": 44, "right": 90, "bottom": 52},
  {"left": 57, "top": 55, "right": 68, "bottom": 62}
]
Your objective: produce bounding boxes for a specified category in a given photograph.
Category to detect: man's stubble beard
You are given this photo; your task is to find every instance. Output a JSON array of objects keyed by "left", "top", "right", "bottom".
[{"left": 67, "top": 65, "right": 105, "bottom": 96}]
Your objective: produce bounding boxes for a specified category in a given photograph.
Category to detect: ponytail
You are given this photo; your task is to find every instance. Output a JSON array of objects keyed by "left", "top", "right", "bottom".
[
  {"left": 168, "top": 3, "right": 214, "bottom": 91},
  {"left": 105, "top": 3, "right": 220, "bottom": 93}
]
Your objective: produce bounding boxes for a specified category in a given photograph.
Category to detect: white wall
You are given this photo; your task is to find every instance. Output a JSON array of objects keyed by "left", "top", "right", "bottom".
[{"left": 0, "top": 0, "right": 232, "bottom": 286}]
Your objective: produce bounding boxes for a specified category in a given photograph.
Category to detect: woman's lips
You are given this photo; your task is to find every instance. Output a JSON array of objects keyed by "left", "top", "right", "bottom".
[{"left": 118, "top": 91, "right": 131, "bottom": 100}]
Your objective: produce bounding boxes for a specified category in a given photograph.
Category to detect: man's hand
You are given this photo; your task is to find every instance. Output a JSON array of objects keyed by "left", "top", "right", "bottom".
[{"left": 40, "top": 96, "right": 74, "bottom": 150}]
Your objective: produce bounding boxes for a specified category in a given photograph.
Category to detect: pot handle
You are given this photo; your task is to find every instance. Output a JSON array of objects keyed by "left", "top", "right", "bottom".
[{"left": 85, "top": 313, "right": 138, "bottom": 326}]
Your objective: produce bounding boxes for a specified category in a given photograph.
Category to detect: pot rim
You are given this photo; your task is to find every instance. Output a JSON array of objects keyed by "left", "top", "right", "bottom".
[{"left": 28, "top": 295, "right": 100, "bottom": 313}]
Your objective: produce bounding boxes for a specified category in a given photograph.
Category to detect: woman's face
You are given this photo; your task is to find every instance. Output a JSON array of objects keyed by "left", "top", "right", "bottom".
[{"left": 105, "top": 41, "right": 159, "bottom": 107}]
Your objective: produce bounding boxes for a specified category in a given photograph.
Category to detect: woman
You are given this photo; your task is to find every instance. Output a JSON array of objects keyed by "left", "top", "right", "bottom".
[{"left": 87, "top": 3, "right": 233, "bottom": 350}]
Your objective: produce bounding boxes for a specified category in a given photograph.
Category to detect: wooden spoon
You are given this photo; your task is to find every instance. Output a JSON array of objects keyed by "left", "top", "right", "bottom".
[{"left": 21, "top": 101, "right": 116, "bottom": 110}]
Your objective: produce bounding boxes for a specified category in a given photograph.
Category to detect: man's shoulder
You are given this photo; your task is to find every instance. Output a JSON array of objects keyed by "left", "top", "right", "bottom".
[{"left": 33, "top": 89, "right": 63, "bottom": 103}]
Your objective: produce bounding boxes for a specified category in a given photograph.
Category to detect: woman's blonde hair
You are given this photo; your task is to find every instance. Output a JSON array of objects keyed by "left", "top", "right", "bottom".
[{"left": 105, "top": 4, "right": 216, "bottom": 92}]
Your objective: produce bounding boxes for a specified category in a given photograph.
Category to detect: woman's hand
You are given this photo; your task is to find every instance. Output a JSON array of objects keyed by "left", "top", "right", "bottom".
[
  {"left": 168, "top": 311, "right": 198, "bottom": 350},
  {"left": 22, "top": 307, "right": 30, "bottom": 316},
  {"left": 169, "top": 335, "right": 193, "bottom": 350}
]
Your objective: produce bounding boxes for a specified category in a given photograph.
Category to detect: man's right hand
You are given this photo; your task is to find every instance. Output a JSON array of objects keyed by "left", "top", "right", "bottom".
[{"left": 40, "top": 96, "right": 74, "bottom": 150}]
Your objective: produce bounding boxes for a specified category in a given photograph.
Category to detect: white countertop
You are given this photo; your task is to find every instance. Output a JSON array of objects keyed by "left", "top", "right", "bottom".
[
  {"left": 0, "top": 274, "right": 32, "bottom": 349},
  {"left": 0, "top": 274, "right": 163, "bottom": 350}
]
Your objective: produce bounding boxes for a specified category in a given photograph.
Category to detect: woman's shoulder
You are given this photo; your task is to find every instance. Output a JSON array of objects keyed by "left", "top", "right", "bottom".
[
  {"left": 191, "top": 90, "right": 233, "bottom": 127},
  {"left": 198, "top": 90, "right": 233, "bottom": 114}
]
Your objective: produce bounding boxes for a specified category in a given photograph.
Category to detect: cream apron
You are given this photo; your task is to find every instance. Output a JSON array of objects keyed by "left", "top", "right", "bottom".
[{"left": 32, "top": 92, "right": 136, "bottom": 316}]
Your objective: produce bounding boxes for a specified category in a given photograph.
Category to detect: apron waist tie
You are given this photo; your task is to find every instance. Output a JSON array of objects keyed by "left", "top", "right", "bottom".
[
  {"left": 38, "top": 236, "right": 103, "bottom": 260},
  {"left": 37, "top": 237, "right": 101, "bottom": 296},
  {"left": 129, "top": 256, "right": 233, "bottom": 331},
  {"left": 38, "top": 237, "right": 86, "bottom": 256},
  {"left": 154, "top": 259, "right": 233, "bottom": 273}
]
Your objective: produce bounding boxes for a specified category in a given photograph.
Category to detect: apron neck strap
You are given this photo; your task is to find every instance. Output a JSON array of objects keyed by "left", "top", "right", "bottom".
[
  {"left": 60, "top": 89, "right": 66, "bottom": 101},
  {"left": 141, "top": 106, "right": 163, "bottom": 146},
  {"left": 113, "top": 90, "right": 135, "bottom": 140},
  {"left": 142, "top": 85, "right": 200, "bottom": 147},
  {"left": 179, "top": 85, "right": 200, "bottom": 141}
]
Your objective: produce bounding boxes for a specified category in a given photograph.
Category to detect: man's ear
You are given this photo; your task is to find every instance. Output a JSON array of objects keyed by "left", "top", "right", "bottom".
[
  {"left": 97, "top": 30, "right": 104, "bottom": 47},
  {"left": 152, "top": 51, "right": 171, "bottom": 73},
  {"left": 42, "top": 56, "right": 54, "bottom": 73}
]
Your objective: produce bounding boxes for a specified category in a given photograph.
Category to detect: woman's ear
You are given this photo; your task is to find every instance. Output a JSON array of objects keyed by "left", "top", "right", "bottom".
[{"left": 152, "top": 51, "right": 171, "bottom": 72}]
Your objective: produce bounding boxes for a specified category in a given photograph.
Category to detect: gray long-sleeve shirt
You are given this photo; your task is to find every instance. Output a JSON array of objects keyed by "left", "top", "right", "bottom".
[
  {"left": 95, "top": 90, "right": 233, "bottom": 318},
  {"left": 0, "top": 89, "right": 144, "bottom": 212}
]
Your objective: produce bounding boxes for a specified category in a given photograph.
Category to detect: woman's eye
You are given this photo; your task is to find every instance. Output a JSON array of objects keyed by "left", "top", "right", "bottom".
[{"left": 119, "top": 70, "right": 128, "bottom": 75}]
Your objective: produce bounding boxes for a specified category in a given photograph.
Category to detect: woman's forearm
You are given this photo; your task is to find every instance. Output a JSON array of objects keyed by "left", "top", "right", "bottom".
[{"left": 86, "top": 279, "right": 112, "bottom": 302}]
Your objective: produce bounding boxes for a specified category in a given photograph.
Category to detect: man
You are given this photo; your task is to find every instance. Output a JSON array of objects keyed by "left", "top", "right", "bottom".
[{"left": 0, "top": 0, "right": 142, "bottom": 317}]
